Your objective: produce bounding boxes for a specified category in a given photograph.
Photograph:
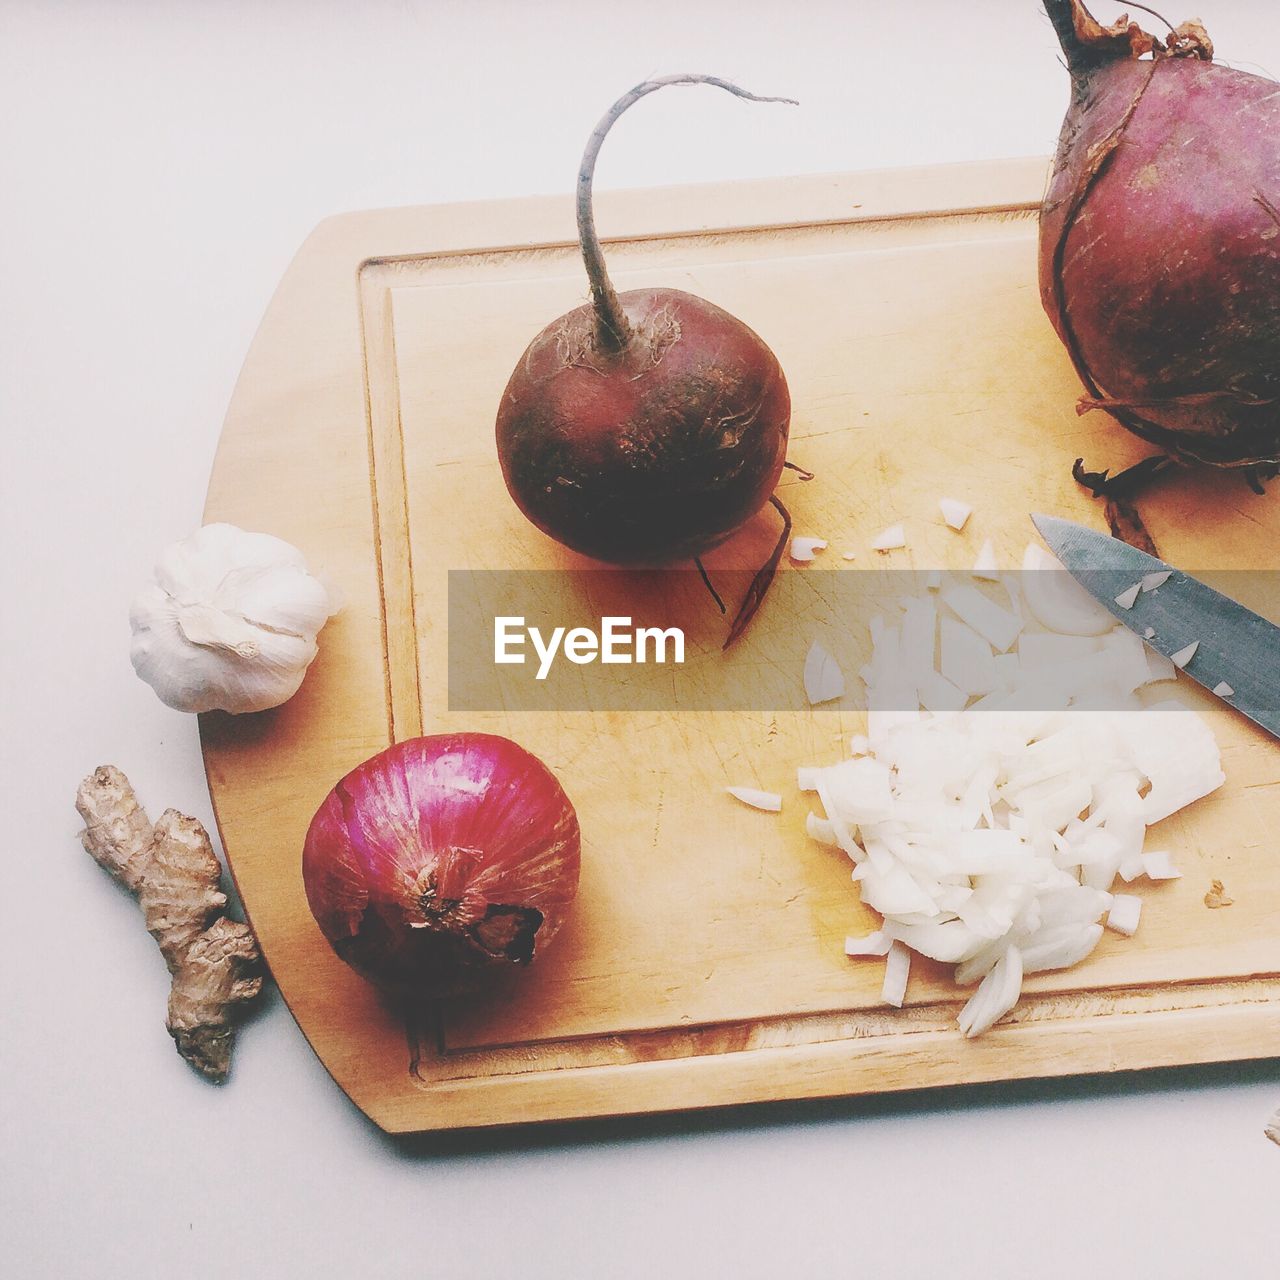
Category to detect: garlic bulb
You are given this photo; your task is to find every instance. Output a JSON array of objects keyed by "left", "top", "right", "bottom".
[{"left": 130, "top": 523, "right": 337, "bottom": 714}]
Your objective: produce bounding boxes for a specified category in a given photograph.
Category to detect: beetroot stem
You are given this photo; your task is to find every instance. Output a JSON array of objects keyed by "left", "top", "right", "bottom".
[
  {"left": 1041, "top": 0, "right": 1142, "bottom": 75},
  {"left": 1043, "top": 0, "right": 1095, "bottom": 72},
  {"left": 576, "top": 75, "right": 798, "bottom": 354}
]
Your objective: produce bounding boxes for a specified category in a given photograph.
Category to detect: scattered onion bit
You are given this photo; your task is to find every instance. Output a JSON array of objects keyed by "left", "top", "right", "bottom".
[
  {"left": 1114, "top": 583, "right": 1141, "bottom": 609},
  {"left": 1106, "top": 894, "right": 1142, "bottom": 936},
  {"left": 1142, "top": 851, "right": 1182, "bottom": 881},
  {"left": 1118, "top": 855, "right": 1146, "bottom": 883},
  {"left": 971, "top": 540, "right": 999, "bottom": 580},
  {"left": 790, "top": 536, "right": 827, "bottom": 563},
  {"left": 1170, "top": 641, "right": 1199, "bottom": 669},
  {"left": 803, "top": 640, "right": 844, "bottom": 705},
  {"left": 1021, "top": 542, "right": 1114, "bottom": 636},
  {"left": 806, "top": 811, "right": 836, "bottom": 844},
  {"left": 957, "top": 945, "right": 1022, "bottom": 1038},
  {"left": 939, "top": 497, "right": 972, "bottom": 531},
  {"left": 845, "top": 930, "right": 892, "bottom": 957},
  {"left": 870, "top": 523, "right": 906, "bottom": 552},
  {"left": 841, "top": 550, "right": 857, "bottom": 561},
  {"left": 1141, "top": 570, "right": 1172, "bottom": 593},
  {"left": 881, "top": 940, "right": 910, "bottom": 1007},
  {"left": 1213, "top": 681, "right": 1235, "bottom": 698},
  {"left": 1143, "top": 626, "right": 1156, "bottom": 639},
  {"left": 726, "top": 786, "right": 782, "bottom": 813}
]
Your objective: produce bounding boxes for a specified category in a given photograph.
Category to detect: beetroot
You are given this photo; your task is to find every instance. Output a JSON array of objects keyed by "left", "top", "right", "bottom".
[
  {"left": 1040, "top": 0, "right": 1280, "bottom": 484},
  {"left": 496, "top": 75, "right": 798, "bottom": 644}
]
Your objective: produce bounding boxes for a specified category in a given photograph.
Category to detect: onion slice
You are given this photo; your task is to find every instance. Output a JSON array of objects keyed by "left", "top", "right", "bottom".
[
  {"left": 845, "top": 930, "right": 893, "bottom": 957},
  {"left": 881, "top": 940, "right": 911, "bottom": 1007},
  {"left": 971, "top": 540, "right": 999, "bottom": 580},
  {"left": 1021, "top": 543, "right": 1114, "bottom": 636},
  {"left": 790, "top": 536, "right": 827, "bottom": 563},
  {"left": 939, "top": 497, "right": 973, "bottom": 531},
  {"left": 958, "top": 945, "right": 1022, "bottom": 1038},
  {"left": 804, "top": 641, "right": 845, "bottom": 705},
  {"left": 726, "top": 786, "right": 782, "bottom": 813},
  {"left": 870, "top": 524, "right": 906, "bottom": 551},
  {"left": 1142, "top": 851, "right": 1182, "bottom": 881},
  {"left": 1106, "top": 894, "right": 1142, "bottom": 936}
]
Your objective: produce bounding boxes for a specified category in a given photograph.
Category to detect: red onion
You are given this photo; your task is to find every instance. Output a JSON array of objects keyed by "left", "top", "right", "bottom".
[
  {"left": 302, "top": 734, "right": 580, "bottom": 994},
  {"left": 495, "top": 74, "right": 798, "bottom": 646},
  {"left": 1040, "top": 1, "right": 1280, "bottom": 484}
]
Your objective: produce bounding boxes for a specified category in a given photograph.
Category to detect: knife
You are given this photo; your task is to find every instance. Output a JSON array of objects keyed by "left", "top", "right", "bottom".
[{"left": 1031, "top": 514, "right": 1280, "bottom": 741}]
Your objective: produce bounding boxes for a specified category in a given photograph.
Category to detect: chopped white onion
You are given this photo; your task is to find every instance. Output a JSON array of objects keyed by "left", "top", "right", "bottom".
[
  {"left": 845, "top": 930, "right": 893, "bottom": 957},
  {"left": 1021, "top": 923, "right": 1103, "bottom": 974},
  {"left": 1145, "top": 647, "right": 1178, "bottom": 684},
  {"left": 1114, "top": 583, "right": 1141, "bottom": 609},
  {"left": 841, "top": 550, "right": 857, "bottom": 561},
  {"left": 871, "top": 523, "right": 907, "bottom": 552},
  {"left": 958, "top": 945, "right": 1022, "bottom": 1037},
  {"left": 1213, "top": 681, "right": 1235, "bottom": 698},
  {"left": 972, "top": 540, "right": 1000, "bottom": 580},
  {"left": 1141, "top": 570, "right": 1172, "bottom": 593},
  {"left": 1170, "top": 641, "right": 1199, "bottom": 669},
  {"left": 804, "top": 641, "right": 845, "bottom": 705},
  {"left": 790, "top": 536, "right": 828, "bottom": 563},
  {"left": 1143, "top": 626, "right": 1156, "bottom": 639},
  {"left": 1106, "top": 894, "right": 1142, "bottom": 936},
  {"left": 1021, "top": 543, "right": 1115, "bottom": 636},
  {"left": 881, "top": 941, "right": 911, "bottom": 1007},
  {"left": 1141, "top": 850, "right": 1182, "bottom": 880},
  {"left": 940, "top": 616, "right": 996, "bottom": 696},
  {"left": 726, "top": 786, "right": 782, "bottom": 813},
  {"left": 941, "top": 584, "right": 1022, "bottom": 652},
  {"left": 939, "top": 497, "right": 973, "bottom": 531},
  {"left": 1117, "top": 854, "right": 1146, "bottom": 883},
  {"left": 797, "top": 536, "right": 1226, "bottom": 1038},
  {"left": 806, "top": 811, "right": 838, "bottom": 845}
]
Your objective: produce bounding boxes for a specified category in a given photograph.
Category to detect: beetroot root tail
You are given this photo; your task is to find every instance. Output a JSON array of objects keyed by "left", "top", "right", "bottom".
[{"left": 723, "top": 494, "right": 790, "bottom": 649}]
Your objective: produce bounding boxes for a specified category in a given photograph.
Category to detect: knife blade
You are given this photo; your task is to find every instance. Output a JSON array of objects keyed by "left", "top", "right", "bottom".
[{"left": 1031, "top": 514, "right": 1280, "bottom": 741}]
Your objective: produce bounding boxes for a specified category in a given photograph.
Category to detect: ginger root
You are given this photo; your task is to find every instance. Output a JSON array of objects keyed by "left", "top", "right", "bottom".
[{"left": 76, "top": 765, "right": 263, "bottom": 1082}]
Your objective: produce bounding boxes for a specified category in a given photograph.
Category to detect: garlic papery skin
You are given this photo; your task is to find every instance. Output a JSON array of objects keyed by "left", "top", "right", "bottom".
[{"left": 129, "top": 523, "right": 337, "bottom": 714}]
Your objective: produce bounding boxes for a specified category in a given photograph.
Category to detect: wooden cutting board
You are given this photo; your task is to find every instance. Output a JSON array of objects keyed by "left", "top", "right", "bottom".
[{"left": 202, "top": 159, "right": 1280, "bottom": 1133}]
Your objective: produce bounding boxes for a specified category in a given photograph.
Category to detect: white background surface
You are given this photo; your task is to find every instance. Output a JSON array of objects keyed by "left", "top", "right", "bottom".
[{"left": 4, "top": 1, "right": 1280, "bottom": 1275}]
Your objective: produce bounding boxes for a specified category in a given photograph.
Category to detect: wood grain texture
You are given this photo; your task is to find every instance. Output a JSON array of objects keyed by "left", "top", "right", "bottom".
[{"left": 202, "top": 159, "right": 1280, "bottom": 1133}]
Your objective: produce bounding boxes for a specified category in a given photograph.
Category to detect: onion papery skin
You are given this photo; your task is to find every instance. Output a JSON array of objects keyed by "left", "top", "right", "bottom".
[
  {"left": 496, "top": 287, "right": 790, "bottom": 564},
  {"left": 302, "top": 734, "right": 581, "bottom": 995},
  {"left": 1040, "top": 2, "right": 1280, "bottom": 468}
]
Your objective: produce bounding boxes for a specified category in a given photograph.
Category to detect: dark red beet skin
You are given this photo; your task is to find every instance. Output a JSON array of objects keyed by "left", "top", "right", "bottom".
[
  {"left": 496, "top": 286, "right": 790, "bottom": 564},
  {"left": 1040, "top": 0, "right": 1280, "bottom": 470}
]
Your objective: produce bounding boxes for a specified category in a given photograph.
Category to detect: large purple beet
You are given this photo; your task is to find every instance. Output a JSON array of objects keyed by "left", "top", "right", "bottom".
[{"left": 1040, "top": 0, "right": 1280, "bottom": 471}]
